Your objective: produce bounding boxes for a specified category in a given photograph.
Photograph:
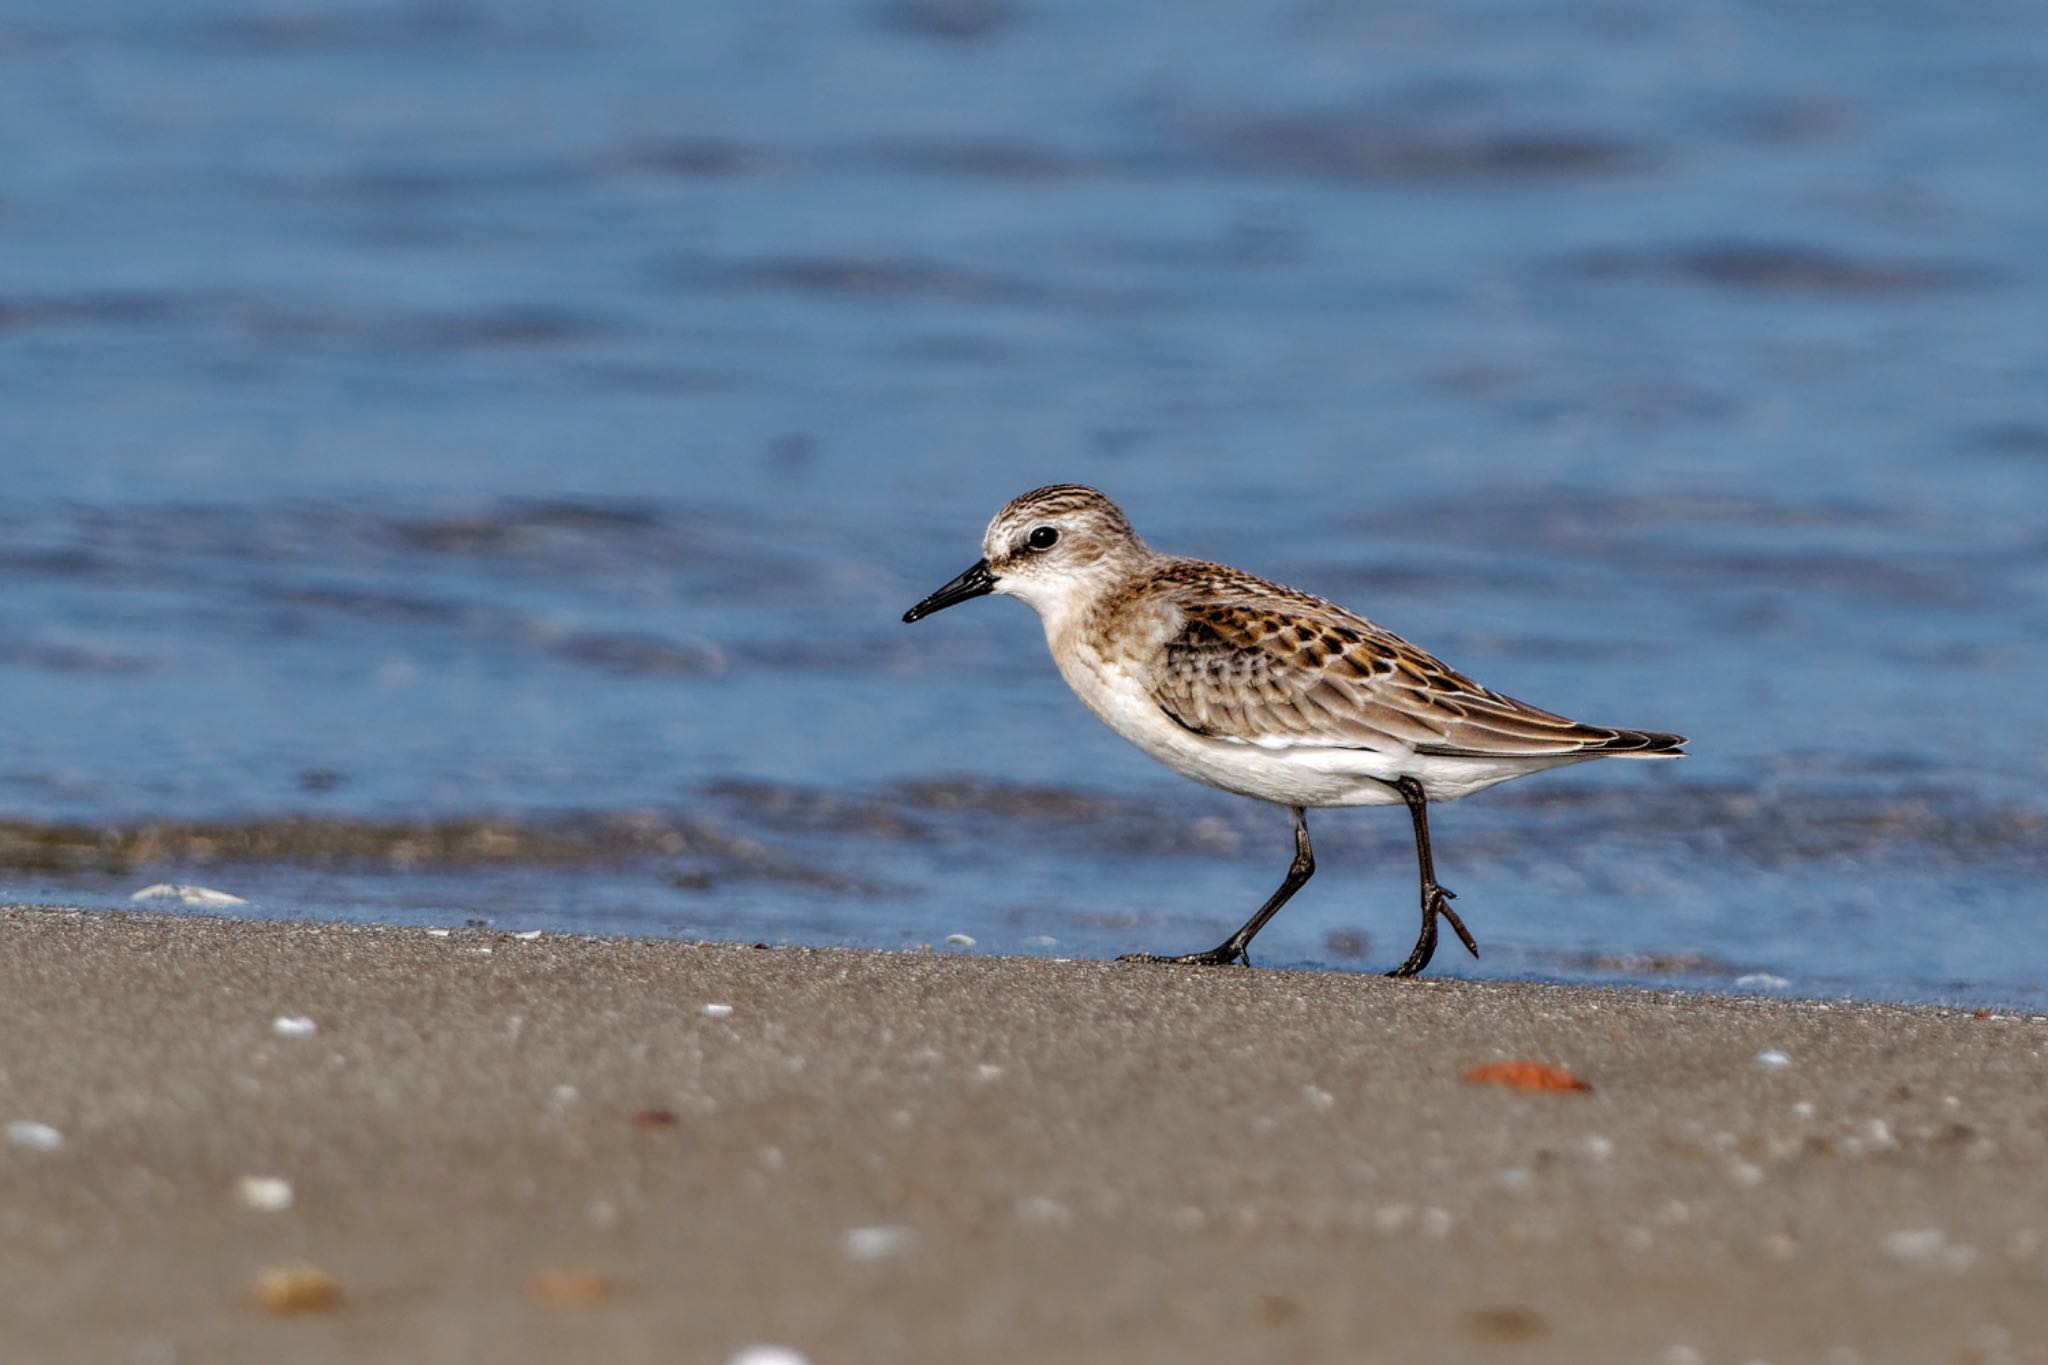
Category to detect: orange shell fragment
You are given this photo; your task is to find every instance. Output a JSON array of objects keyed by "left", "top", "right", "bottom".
[
  {"left": 525, "top": 1269, "right": 615, "bottom": 1308},
  {"left": 1462, "top": 1060, "right": 1592, "bottom": 1093},
  {"left": 249, "top": 1262, "right": 342, "bottom": 1314}
]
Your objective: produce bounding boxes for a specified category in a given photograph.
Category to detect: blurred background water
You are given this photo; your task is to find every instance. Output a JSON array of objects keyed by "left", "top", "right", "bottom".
[{"left": 2, "top": 0, "right": 2044, "bottom": 1003}]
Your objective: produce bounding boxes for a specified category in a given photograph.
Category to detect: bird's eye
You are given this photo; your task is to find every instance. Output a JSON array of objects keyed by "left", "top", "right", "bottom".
[{"left": 1027, "top": 525, "right": 1060, "bottom": 550}]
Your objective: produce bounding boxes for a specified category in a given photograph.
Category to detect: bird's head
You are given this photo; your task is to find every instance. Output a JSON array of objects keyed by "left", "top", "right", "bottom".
[{"left": 903, "top": 485, "right": 1149, "bottom": 625}]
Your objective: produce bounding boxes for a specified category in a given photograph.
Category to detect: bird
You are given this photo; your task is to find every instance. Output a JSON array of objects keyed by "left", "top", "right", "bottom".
[{"left": 901, "top": 484, "right": 1685, "bottom": 977}]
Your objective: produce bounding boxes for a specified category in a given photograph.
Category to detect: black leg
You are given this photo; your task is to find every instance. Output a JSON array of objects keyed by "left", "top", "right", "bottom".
[
  {"left": 1120, "top": 807, "right": 1313, "bottom": 967},
  {"left": 1386, "top": 776, "right": 1479, "bottom": 978}
]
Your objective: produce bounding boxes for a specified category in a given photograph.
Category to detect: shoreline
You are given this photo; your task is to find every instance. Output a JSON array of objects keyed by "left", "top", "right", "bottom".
[
  {"left": 4, "top": 904, "right": 2045, "bottom": 1363},
  {"left": 19, "top": 890, "right": 2037, "bottom": 1014}
]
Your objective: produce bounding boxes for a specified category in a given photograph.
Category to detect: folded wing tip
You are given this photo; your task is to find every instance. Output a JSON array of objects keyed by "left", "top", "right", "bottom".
[{"left": 1598, "top": 728, "right": 1687, "bottom": 756}]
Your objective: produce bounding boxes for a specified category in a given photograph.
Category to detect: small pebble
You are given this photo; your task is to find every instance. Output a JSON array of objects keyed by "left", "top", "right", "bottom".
[
  {"left": 524, "top": 1268, "right": 613, "bottom": 1307},
  {"left": 728, "top": 1349, "right": 812, "bottom": 1365},
  {"left": 426, "top": 928, "right": 452, "bottom": 937},
  {"left": 1302, "top": 1085, "right": 1336, "bottom": 1112},
  {"left": 4, "top": 1120, "right": 64, "bottom": 1152},
  {"left": 272, "top": 1016, "right": 317, "bottom": 1038},
  {"left": 842, "top": 1225, "right": 915, "bottom": 1261},
  {"left": 249, "top": 1262, "right": 340, "bottom": 1314},
  {"left": 944, "top": 934, "right": 976, "bottom": 948},
  {"left": 702, "top": 1003, "right": 734, "bottom": 1019},
  {"left": 512, "top": 929, "right": 543, "bottom": 941},
  {"left": 236, "top": 1176, "right": 294, "bottom": 1212}
]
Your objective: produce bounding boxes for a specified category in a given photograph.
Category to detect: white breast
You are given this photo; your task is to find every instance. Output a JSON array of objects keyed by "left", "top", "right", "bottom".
[{"left": 1045, "top": 621, "right": 1411, "bottom": 808}]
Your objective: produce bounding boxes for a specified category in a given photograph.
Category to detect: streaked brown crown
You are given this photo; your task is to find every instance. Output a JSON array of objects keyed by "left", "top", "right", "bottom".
[{"left": 982, "top": 485, "right": 1146, "bottom": 573}]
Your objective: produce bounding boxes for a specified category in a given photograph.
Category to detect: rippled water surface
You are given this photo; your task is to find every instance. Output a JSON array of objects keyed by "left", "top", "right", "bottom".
[{"left": 3, "top": 0, "right": 2045, "bottom": 1003}]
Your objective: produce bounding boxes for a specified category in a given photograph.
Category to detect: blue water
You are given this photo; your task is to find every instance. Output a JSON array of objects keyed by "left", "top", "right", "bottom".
[{"left": 2, "top": 0, "right": 2045, "bottom": 1003}]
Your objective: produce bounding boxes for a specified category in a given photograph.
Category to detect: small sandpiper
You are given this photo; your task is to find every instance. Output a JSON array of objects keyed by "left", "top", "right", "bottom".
[{"left": 903, "top": 484, "right": 1685, "bottom": 976}]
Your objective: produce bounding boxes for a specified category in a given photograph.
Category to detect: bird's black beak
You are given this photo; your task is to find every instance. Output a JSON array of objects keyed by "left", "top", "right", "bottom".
[{"left": 903, "top": 558, "right": 996, "bottom": 623}]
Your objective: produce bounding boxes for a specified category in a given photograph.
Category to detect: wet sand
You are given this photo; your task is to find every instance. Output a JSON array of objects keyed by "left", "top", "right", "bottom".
[{"left": 1, "top": 905, "right": 2043, "bottom": 1365}]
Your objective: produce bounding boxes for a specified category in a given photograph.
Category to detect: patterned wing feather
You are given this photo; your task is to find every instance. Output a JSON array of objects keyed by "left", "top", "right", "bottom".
[{"left": 1142, "top": 565, "right": 1683, "bottom": 760}]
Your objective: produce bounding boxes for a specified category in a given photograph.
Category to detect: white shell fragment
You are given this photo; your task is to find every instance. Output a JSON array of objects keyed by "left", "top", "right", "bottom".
[
  {"left": 4, "top": 1120, "right": 64, "bottom": 1152},
  {"left": 131, "top": 883, "right": 248, "bottom": 907},
  {"left": 702, "top": 1003, "right": 734, "bottom": 1019},
  {"left": 237, "top": 1176, "right": 295, "bottom": 1212},
  {"left": 1755, "top": 1050, "right": 1792, "bottom": 1068},
  {"left": 944, "top": 934, "right": 976, "bottom": 948},
  {"left": 512, "top": 930, "right": 543, "bottom": 941},
  {"left": 272, "top": 1016, "right": 318, "bottom": 1037},
  {"left": 1734, "top": 973, "right": 1792, "bottom": 990},
  {"left": 1883, "top": 1228, "right": 1978, "bottom": 1273},
  {"left": 1014, "top": 1194, "right": 1072, "bottom": 1227},
  {"left": 841, "top": 1225, "right": 915, "bottom": 1261},
  {"left": 728, "top": 1349, "right": 813, "bottom": 1365}
]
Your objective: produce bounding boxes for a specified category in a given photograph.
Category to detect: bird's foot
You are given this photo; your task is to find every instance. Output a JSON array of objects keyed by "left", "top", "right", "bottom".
[
  {"left": 1118, "top": 942, "right": 1250, "bottom": 967},
  {"left": 1435, "top": 885, "right": 1479, "bottom": 960},
  {"left": 1386, "top": 884, "right": 1476, "bottom": 979}
]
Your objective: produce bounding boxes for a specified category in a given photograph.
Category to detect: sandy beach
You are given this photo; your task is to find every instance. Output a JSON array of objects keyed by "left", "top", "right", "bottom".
[{"left": 1, "top": 905, "right": 2043, "bottom": 1365}]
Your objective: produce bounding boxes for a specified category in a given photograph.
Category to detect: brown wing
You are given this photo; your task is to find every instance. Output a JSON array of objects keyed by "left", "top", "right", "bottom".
[{"left": 1142, "top": 566, "right": 1683, "bottom": 759}]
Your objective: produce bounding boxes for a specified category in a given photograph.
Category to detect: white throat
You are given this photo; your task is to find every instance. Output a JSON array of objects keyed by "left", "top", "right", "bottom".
[{"left": 993, "top": 564, "right": 1121, "bottom": 639}]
